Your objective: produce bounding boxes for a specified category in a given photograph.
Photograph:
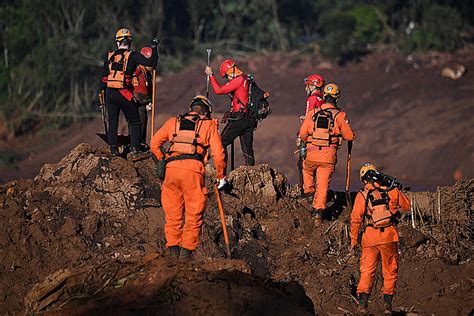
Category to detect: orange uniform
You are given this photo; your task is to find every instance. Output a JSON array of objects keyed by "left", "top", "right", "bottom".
[
  {"left": 299, "top": 103, "right": 355, "bottom": 210},
  {"left": 350, "top": 184, "right": 410, "bottom": 295},
  {"left": 150, "top": 112, "right": 226, "bottom": 251}
]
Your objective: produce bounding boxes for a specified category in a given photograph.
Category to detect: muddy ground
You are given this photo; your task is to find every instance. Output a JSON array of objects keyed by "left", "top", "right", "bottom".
[
  {"left": 1, "top": 48, "right": 473, "bottom": 189},
  {"left": 0, "top": 144, "right": 472, "bottom": 314}
]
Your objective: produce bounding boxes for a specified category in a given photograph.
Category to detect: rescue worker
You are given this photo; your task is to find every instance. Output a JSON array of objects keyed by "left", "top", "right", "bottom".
[
  {"left": 297, "top": 74, "right": 326, "bottom": 197},
  {"left": 304, "top": 73, "right": 325, "bottom": 115},
  {"left": 298, "top": 83, "right": 355, "bottom": 226},
  {"left": 205, "top": 59, "right": 256, "bottom": 171},
  {"left": 132, "top": 46, "right": 154, "bottom": 150},
  {"left": 150, "top": 95, "right": 227, "bottom": 261},
  {"left": 99, "top": 28, "right": 158, "bottom": 156},
  {"left": 349, "top": 164, "right": 410, "bottom": 313}
]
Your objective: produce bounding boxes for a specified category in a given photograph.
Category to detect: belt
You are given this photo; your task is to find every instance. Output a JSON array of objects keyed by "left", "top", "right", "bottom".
[{"left": 166, "top": 154, "right": 204, "bottom": 164}]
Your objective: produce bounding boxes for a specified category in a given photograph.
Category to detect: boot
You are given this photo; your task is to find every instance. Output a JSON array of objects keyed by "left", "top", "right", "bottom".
[
  {"left": 169, "top": 246, "right": 180, "bottom": 258},
  {"left": 357, "top": 292, "right": 369, "bottom": 314},
  {"left": 110, "top": 145, "right": 119, "bottom": 157},
  {"left": 179, "top": 248, "right": 193, "bottom": 262},
  {"left": 310, "top": 208, "right": 323, "bottom": 227},
  {"left": 383, "top": 294, "right": 393, "bottom": 314}
]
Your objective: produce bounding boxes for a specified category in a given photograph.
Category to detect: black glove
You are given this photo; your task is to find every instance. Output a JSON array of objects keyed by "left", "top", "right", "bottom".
[
  {"left": 151, "top": 37, "right": 160, "bottom": 48},
  {"left": 156, "top": 159, "right": 166, "bottom": 181}
]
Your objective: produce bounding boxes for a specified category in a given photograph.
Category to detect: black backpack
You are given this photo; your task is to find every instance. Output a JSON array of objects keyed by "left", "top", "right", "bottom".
[{"left": 245, "top": 74, "right": 271, "bottom": 122}]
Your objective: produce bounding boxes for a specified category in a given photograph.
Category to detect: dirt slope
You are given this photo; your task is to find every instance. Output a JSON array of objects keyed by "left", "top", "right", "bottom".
[
  {"left": 1, "top": 48, "right": 473, "bottom": 189},
  {"left": 0, "top": 144, "right": 472, "bottom": 314}
]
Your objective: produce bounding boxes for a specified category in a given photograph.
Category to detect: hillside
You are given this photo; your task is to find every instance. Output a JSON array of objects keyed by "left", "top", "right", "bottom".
[{"left": 0, "top": 144, "right": 472, "bottom": 313}]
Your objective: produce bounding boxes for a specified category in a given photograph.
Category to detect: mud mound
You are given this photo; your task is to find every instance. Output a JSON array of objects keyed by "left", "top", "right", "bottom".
[
  {"left": 1, "top": 144, "right": 473, "bottom": 314},
  {"left": 25, "top": 257, "right": 313, "bottom": 315}
]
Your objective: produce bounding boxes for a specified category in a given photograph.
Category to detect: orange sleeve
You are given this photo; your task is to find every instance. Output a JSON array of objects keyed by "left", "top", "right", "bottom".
[
  {"left": 337, "top": 112, "right": 356, "bottom": 141},
  {"left": 298, "top": 110, "right": 314, "bottom": 142},
  {"left": 388, "top": 188, "right": 411, "bottom": 213},
  {"left": 350, "top": 192, "right": 366, "bottom": 247},
  {"left": 150, "top": 118, "right": 175, "bottom": 160},
  {"left": 208, "top": 119, "right": 226, "bottom": 179}
]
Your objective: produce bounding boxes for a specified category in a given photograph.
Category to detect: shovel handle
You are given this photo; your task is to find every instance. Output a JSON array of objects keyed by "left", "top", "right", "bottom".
[{"left": 214, "top": 184, "right": 231, "bottom": 258}]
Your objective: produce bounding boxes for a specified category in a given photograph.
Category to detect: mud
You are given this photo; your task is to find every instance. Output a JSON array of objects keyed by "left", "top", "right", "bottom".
[{"left": 0, "top": 144, "right": 473, "bottom": 314}]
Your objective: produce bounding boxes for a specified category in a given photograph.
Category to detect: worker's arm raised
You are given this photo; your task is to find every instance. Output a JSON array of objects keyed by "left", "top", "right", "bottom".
[{"left": 210, "top": 75, "right": 244, "bottom": 95}]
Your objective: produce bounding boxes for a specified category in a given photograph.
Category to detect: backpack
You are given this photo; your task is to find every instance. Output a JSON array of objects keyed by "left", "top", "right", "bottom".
[
  {"left": 107, "top": 50, "right": 131, "bottom": 89},
  {"left": 309, "top": 107, "right": 342, "bottom": 147},
  {"left": 362, "top": 189, "right": 395, "bottom": 229},
  {"left": 242, "top": 74, "right": 271, "bottom": 122},
  {"left": 168, "top": 114, "right": 208, "bottom": 156}
]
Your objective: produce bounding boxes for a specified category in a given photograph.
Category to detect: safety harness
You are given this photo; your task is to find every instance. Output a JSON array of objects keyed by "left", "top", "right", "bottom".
[
  {"left": 309, "top": 107, "right": 343, "bottom": 148},
  {"left": 361, "top": 188, "right": 399, "bottom": 231},
  {"left": 166, "top": 113, "right": 209, "bottom": 163},
  {"left": 107, "top": 50, "right": 132, "bottom": 89}
]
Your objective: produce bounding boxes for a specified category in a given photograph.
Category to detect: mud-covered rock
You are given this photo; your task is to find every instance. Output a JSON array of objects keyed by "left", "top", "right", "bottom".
[{"left": 25, "top": 258, "right": 314, "bottom": 315}]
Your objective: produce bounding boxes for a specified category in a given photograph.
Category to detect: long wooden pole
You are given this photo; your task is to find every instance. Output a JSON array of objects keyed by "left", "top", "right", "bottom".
[
  {"left": 345, "top": 141, "right": 353, "bottom": 209},
  {"left": 150, "top": 69, "right": 157, "bottom": 138},
  {"left": 214, "top": 184, "right": 231, "bottom": 258}
]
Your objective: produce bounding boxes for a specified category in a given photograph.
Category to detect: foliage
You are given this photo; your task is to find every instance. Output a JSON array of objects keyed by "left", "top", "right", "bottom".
[{"left": 0, "top": 0, "right": 472, "bottom": 138}]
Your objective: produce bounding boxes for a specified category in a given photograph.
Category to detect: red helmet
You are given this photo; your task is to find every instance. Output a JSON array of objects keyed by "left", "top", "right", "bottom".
[
  {"left": 304, "top": 74, "right": 325, "bottom": 88},
  {"left": 140, "top": 47, "right": 152, "bottom": 58},
  {"left": 219, "top": 59, "right": 237, "bottom": 77}
]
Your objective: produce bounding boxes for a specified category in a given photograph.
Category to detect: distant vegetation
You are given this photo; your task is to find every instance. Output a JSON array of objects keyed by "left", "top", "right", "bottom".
[{"left": 0, "top": 0, "right": 472, "bottom": 139}]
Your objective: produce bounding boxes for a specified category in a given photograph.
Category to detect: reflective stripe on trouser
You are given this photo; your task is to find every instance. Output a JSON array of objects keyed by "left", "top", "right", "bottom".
[
  {"left": 357, "top": 242, "right": 399, "bottom": 295},
  {"left": 302, "top": 160, "right": 335, "bottom": 209},
  {"left": 161, "top": 167, "right": 207, "bottom": 251}
]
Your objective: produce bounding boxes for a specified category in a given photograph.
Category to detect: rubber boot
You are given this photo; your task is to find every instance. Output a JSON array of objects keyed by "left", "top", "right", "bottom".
[
  {"left": 110, "top": 145, "right": 119, "bottom": 157},
  {"left": 357, "top": 292, "right": 369, "bottom": 314},
  {"left": 383, "top": 294, "right": 393, "bottom": 314},
  {"left": 310, "top": 208, "right": 323, "bottom": 227},
  {"left": 169, "top": 246, "right": 180, "bottom": 258},
  {"left": 179, "top": 248, "right": 193, "bottom": 262}
]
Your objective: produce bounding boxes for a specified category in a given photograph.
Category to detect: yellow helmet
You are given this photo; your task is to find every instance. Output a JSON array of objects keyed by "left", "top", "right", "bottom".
[
  {"left": 360, "top": 163, "right": 377, "bottom": 181},
  {"left": 115, "top": 28, "right": 132, "bottom": 42},
  {"left": 190, "top": 95, "right": 212, "bottom": 116},
  {"left": 323, "top": 83, "right": 341, "bottom": 99}
]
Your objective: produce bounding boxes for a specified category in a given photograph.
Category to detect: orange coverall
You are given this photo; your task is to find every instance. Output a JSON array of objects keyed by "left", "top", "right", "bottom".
[
  {"left": 298, "top": 103, "right": 355, "bottom": 210},
  {"left": 150, "top": 112, "right": 226, "bottom": 251},
  {"left": 350, "top": 184, "right": 410, "bottom": 295}
]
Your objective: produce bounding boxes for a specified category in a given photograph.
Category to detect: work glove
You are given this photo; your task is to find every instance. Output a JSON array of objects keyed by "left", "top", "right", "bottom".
[
  {"left": 298, "top": 143, "right": 307, "bottom": 160},
  {"left": 217, "top": 177, "right": 229, "bottom": 191},
  {"left": 146, "top": 102, "right": 153, "bottom": 111},
  {"left": 205, "top": 66, "right": 213, "bottom": 76},
  {"left": 151, "top": 37, "right": 160, "bottom": 48}
]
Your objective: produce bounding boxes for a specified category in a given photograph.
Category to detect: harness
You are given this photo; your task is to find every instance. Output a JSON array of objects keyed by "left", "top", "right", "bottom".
[
  {"left": 308, "top": 107, "right": 343, "bottom": 149},
  {"left": 107, "top": 50, "right": 132, "bottom": 89},
  {"left": 167, "top": 113, "right": 209, "bottom": 161},
  {"left": 361, "top": 188, "right": 398, "bottom": 232}
]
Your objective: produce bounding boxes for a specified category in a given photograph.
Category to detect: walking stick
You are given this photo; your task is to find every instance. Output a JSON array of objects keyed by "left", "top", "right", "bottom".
[
  {"left": 98, "top": 91, "right": 108, "bottom": 135},
  {"left": 150, "top": 69, "right": 157, "bottom": 138},
  {"left": 345, "top": 141, "right": 353, "bottom": 209},
  {"left": 206, "top": 48, "right": 211, "bottom": 98},
  {"left": 214, "top": 184, "right": 231, "bottom": 258},
  {"left": 230, "top": 141, "right": 235, "bottom": 171}
]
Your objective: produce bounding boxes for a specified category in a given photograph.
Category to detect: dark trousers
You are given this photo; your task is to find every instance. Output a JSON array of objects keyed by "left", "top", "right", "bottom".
[
  {"left": 106, "top": 89, "right": 140, "bottom": 149},
  {"left": 138, "top": 105, "right": 148, "bottom": 144},
  {"left": 221, "top": 114, "right": 256, "bottom": 172}
]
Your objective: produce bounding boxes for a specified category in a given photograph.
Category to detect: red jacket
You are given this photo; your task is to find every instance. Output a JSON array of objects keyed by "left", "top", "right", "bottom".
[
  {"left": 306, "top": 91, "right": 324, "bottom": 114},
  {"left": 210, "top": 74, "right": 249, "bottom": 112},
  {"left": 133, "top": 65, "right": 152, "bottom": 101}
]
